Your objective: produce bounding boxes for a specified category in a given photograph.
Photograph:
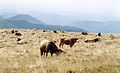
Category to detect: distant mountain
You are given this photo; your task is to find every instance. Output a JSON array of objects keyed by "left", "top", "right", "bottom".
[
  {"left": 0, "top": 14, "right": 85, "bottom": 32},
  {"left": 1, "top": 13, "right": 120, "bottom": 33},
  {"left": 8, "top": 14, "right": 45, "bottom": 24},
  {"left": 70, "top": 20, "right": 105, "bottom": 32},
  {"left": 31, "top": 13, "right": 78, "bottom": 25},
  {"left": 0, "top": 18, "right": 15, "bottom": 28},
  {"left": 70, "top": 20, "right": 120, "bottom": 33},
  {"left": 0, "top": 16, "right": 3, "bottom": 19}
]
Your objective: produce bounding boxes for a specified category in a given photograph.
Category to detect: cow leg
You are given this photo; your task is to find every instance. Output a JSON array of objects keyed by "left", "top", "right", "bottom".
[
  {"left": 70, "top": 44, "right": 72, "bottom": 48},
  {"left": 61, "top": 44, "right": 64, "bottom": 48},
  {"left": 62, "top": 44, "right": 64, "bottom": 48},
  {"left": 46, "top": 52, "right": 48, "bottom": 58},
  {"left": 59, "top": 43, "right": 64, "bottom": 48},
  {"left": 70, "top": 43, "right": 74, "bottom": 48},
  {"left": 41, "top": 51, "right": 43, "bottom": 57},
  {"left": 59, "top": 43, "right": 62, "bottom": 47},
  {"left": 51, "top": 52, "right": 53, "bottom": 57}
]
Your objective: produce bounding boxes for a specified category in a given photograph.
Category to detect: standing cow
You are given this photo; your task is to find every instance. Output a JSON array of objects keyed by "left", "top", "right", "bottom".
[
  {"left": 40, "top": 39, "right": 64, "bottom": 57},
  {"left": 98, "top": 33, "right": 101, "bottom": 36},
  {"left": 59, "top": 38, "right": 78, "bottom": 48}
]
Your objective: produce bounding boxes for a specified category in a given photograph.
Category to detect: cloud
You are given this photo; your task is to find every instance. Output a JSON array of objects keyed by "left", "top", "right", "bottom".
[{"left": 0, "top": 0, "right": 119, "bottom": 17}]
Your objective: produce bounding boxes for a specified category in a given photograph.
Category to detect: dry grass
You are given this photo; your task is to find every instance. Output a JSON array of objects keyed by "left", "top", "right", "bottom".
[{"left": 0, "top": 29, "right": 120, "bottom": 73}]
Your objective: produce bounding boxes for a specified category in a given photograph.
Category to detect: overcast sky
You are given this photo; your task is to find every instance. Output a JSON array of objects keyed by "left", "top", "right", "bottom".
[{"left": 0, "top": 0, "right": 120, "bottom": 19}]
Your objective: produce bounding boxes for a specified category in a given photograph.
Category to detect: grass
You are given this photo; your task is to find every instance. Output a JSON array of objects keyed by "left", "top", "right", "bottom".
[{"left": 0, "top": 29, "right": 120, "bottom": 73}]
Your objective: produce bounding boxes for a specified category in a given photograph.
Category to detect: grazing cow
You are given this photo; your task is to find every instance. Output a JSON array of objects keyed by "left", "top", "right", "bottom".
[
  {"left": 60, "top": 30, "right": 64, "bottom": 33},
  {"left": 11, "top": 30, "right": 15, "bottom": 34},
  {"left": 59, "top": 38, "right": 78, "bottom": 48},
  {"left": 40, "top": 39, "right": 64, "bottom": 57},
  {"left": 94, "top": 38, "right": 100, "bottom": 42},
  {"left": 81, "top": 32, "right": 88, "bottom": 35},
  {"left": 53, "top": 30, "right": 57, "bottom": 33},
  {"left": 15, "top": 32, "right": 22, "bottom": 36},
  {"left": 42, "top": 30, "right": 47, "bottom": 32},
  {"left": 17, "top": 38, "right": 21, "bottom": 41},
  {"left": 98, "top": 33, "right": 101, "bottom": 36},
  {"left": 11, "top": 30, "right": 18, "bottom": 34},
  {"left": 84, "top": 38, "right": 100, "bottom": 43}
]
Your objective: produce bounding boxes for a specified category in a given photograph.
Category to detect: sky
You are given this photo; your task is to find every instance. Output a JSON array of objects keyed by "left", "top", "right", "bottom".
[{"left": 0, "top": 0, "right": 120, "bottom": 19}]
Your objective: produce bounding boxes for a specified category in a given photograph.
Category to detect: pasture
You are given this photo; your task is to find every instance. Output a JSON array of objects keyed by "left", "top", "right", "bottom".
[{"left": 0, "top": 29, "right": 120, "bottom": 73}]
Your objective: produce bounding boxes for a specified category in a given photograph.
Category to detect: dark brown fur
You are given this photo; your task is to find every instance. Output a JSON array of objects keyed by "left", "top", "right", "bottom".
[
  {"left": 17, "top": 38, "right": 21, "bottom": 41},
  {"left": 81, "top": 32, "right": 88, "bottom": 35},
  {"left": 42, "top": 30, "right": 47, "bottom": 32},
  {"left": 40, "top": 40, "right": 64, "bottom": 57},
  {"left": 59, "top": 38, "right": 78, "bottom": 48},
  {"left": 53, "top": 30, "right": 57, "bottom": 33},
  {"left": 84, "top": 38, "right": 100, "bottom": 43},
  {"left": 98, "top": 33, "right": 101, "bottom": 36},
  {"left": 15, "top": 32, "right": 22, "bottom": 36},
  {"left": 11, "top": 30, "right": 18, "bottom": 34}
]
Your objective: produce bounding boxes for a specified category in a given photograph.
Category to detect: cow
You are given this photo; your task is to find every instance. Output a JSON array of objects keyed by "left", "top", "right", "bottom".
[
  {"left": 59, "top": 38, "right": 78, "bottom": 48},
  {"left": 53, "top": 30, "right": 57, "bottom": 33},
  {"left": 42, "top": 30, "right": 47, "bottom": 32},
  {"left": 17, "top": 38, "right": 21, "bottom": 41},
  {"left": 40, "top": 39, "right": 64, "bottom": 57},
  {"left": 60, "top": 30, "right": 64, "bottom": 33},
  {"left": 15, "top": 32, "right": 22, "bottom": 36},
  {"left": 81, "top": 32, "right": 88, "bottom": 35},
  {"left": 84, "top": 38, "right": 100, "bottom": 43},
  {"left": 11, "top": 30, "right": 18, "bottom": 34},
  {"left": 98, "top": 33, "right": 101, "bottom": 36},
  {"left": 94, "top": 38, "right": 100, "bottom": 42}
]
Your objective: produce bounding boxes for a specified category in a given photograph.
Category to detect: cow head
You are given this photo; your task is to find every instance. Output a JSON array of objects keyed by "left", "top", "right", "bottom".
[
  {"left": 55, "top": 49, "right": 65, "bottom": 55},
  {"left": 71, "top": 38, "right": 78, "bottom": 43}
]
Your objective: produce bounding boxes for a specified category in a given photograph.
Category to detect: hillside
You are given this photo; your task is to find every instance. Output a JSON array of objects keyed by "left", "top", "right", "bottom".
[
  {"left": 1, "top": 12, "right": 120, "bottom": 33},
  {"left": 0, "top": 14, "right": 85, "bottom": 32},
  {"left": 0, "top": 18, "right": 15, "bottom": 28},
  {"left": 0, "top": 29, "right": 120, "bottom": 73},
  {"left": 8, "top": 14, "right": 45, "bottom": 24}
]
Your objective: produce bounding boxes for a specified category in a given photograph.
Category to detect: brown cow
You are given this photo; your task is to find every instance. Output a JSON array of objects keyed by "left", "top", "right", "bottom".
[
  {"left": 15, "top": 32, "right": 22, "bottom": 36},
  {"left": 17, "top": 38, "right": 21, "bottom": 41},
  {"left": 81, "top": 32, "right": 88, "bottom": 35},
  {"left": 98, "top": 33, "right": 101, "bottom": 36},
  {"left": 11, "top": 30, "right": 18, "bottom": 34},
  {"left": 40, "top": 39, "right": 64, "bottom": 57},
  {"left": 53, "top": 30, "right": 57, "bottom": 33},
  {"left": 42, "top": 30, "right": 47, "bottom": 32},
  {"left": 59, "top": 38, "right": 78, "bottom": 48},
  {"left": 84, "top": 38, "right": 100, "bottom": 43},
  {"left": 60, "top": 30, "right": 65, "bottom": 33}
]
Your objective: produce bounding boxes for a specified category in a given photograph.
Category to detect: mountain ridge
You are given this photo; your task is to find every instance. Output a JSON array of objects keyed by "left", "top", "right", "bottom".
[
  {"left": 8, "top": 14, "right": 45, "bottom": 24},
  {"left": 0, "top": 14, "right": 86, "bottom": 32},
  {"left": 70, "top": 20, "right": 120, "bottom": 33}
]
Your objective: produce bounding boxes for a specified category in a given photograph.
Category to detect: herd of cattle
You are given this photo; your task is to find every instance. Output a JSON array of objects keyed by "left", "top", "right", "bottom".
[
  {"left": 39, "top": 31, "right": 102, "bottom": 57},
  {"left": 1, "top": 29, "right": 101, "bottom": 57}
]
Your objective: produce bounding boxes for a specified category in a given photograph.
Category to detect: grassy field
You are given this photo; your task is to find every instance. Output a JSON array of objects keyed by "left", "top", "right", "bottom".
[{"left": 0, "top": 29, "right": 120, "bottom": 73}]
